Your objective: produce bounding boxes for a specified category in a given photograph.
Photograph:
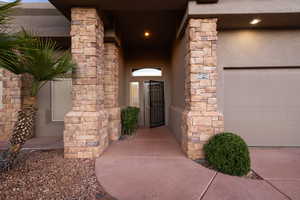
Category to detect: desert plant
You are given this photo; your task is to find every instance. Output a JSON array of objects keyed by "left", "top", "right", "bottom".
[
  {"left": 0, "top": 0, "right": 23, "bottom": 67},
  {"left": 121, "top": 107, "right": 140, "bottom": 136},
  {"left": 203, "top": 132, "right": 251, "bottom": 176},
  {"left": 0, "top": 1, "right": 75, "bottom": 171},
  {"left": 0, "top": 35, "right": 75, "bottom": 172}
]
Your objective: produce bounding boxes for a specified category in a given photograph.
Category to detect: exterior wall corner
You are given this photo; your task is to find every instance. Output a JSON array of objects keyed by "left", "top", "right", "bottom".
[
  {"left": 64, "top": 7, "right": 110, "bottom": 158},
  {"left": 0, "top": 69, "right": 22, "bottom": 141},
  {"left": 104, "top": 42, "right": 122, "bottom": 141},
  {"left": 181, "top": 18, "right": 224, "bottom": 160}
]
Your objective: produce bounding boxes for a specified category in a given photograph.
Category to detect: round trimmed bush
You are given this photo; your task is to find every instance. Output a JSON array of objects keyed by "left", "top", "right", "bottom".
[{"left": 204, "top": 132, "right": 250, "bottom": 176}]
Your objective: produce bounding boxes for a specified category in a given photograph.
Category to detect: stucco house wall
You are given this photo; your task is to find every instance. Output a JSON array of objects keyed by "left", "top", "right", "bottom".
[
  {"left": 168, "top": 28, "right": 300, "bottom": 146},
  {"left": 218, "top": 29, "right": 300, "bottom": 146},
  {"left": 169, "top": 35, "right": 187, "bottom": 142},
  {"left": 35, "top": 82, "right": 65, "bottom": 137},
  {"left": 217, "top": 29, "right": 300, "bottom": 113},
  {"left": 1, "top": 1, "right": 300, "bottom": 156},
  {"left": 118, "top": 48, "right": 126, "bottom": 107},
  {"left": 218, "top": 30, "right": 300, "bottom": 68},
  {"left": 10, "top": 3, "right": 70, "bottom": 37}
]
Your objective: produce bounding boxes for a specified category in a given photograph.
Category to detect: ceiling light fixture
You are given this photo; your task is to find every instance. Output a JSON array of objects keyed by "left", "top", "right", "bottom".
[
  {"left": 250, "top": 19, "right": 261, "bottom": 25},
  {"left": 144, "top": 31, "right": 150, "bottom": 38}
]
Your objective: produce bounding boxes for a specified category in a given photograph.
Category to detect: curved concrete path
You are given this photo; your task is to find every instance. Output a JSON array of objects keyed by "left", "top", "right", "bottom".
[{"left": 96, "top": 127, "right": 293, "bottom": 200}]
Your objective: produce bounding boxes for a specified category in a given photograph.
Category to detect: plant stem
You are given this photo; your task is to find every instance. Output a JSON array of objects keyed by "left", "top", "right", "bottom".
[{"left": 30, "top": 80, "right": 40, "bottom": 97}]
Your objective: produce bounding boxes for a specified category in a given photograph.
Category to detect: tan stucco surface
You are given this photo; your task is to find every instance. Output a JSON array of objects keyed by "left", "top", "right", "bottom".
[
  {"left": 9, "top": 3, "right": 70, "bottom": 37},
  {"left": 218, "top": 30, "right": 300, "bottom": 68},
  {"left": 118, "top": 48, "right": 126, "bottom": 107},
  {"left": 36, "top": 82, "right": 65, "bottom": 138},
  {"left": 11, "top": 15, "right": 70, "bottom": 37},
  {"left": 189, "top": 0, "right": 300, "bottom": 15},
  {"left": 217, "top": 29, "right": 300, "bottom": 113},
  {"left": 168, "top": 34, "right": 187, "bottom": 141},
  {"left": 224, "top": 69, "right": 300, "bottom": 146},
  {"left": 218, "top": 29, "right": 300, "bottom": 146}
]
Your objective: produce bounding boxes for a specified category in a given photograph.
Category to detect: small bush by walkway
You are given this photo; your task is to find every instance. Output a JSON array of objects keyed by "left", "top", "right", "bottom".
[
  {"left": 204, "top": 132, "right": 251, "bottom": 176},
  {"left": 0, "top": 150, "right": 117, "bottom": 200}
]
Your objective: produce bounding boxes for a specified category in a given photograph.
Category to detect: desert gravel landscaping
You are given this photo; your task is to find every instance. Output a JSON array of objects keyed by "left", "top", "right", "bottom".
[{"left": 0, "top": 150, "right": 116, "bottom": 200}]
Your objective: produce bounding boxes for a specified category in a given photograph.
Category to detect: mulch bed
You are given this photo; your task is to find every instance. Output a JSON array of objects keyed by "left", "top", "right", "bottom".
[{"left": 0, "top": 150, "right": 117, "bottom": 200}]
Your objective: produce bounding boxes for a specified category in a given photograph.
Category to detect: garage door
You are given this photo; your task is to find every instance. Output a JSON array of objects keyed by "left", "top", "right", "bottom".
[{"left": 224, "top": 68, "right": 300, "bottom": 146}]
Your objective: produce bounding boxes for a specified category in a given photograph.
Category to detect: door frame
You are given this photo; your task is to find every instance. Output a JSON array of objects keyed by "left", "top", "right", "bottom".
[
  {"left": 128, "top": 79, "right": 166, "bottom": 128},
  {"left": 144, "top": 80, "right": 166, "bottom": 128},
  {"left": 127, "top": 67, "right": 166, "bottom": 128},
  {"left": 149, "top": 80, "right": 165, "bottom": 128}
]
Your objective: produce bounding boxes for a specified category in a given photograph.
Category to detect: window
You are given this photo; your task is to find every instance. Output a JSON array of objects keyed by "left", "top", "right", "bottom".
[
  {"left": 129, "top": 82, "right": 139, "bottom": 107},
  {"left": 51, "top": 79, "right": 72, "bottom": 121},
  {"left": 132, "top": 68, "right": 162, "bottom": 77}
]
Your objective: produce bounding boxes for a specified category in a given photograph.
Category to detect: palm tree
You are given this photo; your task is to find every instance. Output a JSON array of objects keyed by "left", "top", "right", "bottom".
[{"left": 0, "top": 1, "right": 75, "bottom": 171}]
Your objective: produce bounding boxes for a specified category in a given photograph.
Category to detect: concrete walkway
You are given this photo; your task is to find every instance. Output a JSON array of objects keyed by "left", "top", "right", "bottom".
[{"left": 96, "top": 127, "right": 299, "bottom": 200}]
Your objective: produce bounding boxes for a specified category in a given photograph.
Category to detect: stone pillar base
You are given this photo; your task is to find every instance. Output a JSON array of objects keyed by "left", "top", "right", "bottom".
[
  {"left": 107, "top": 107, "right": 121, "bottom": 141},
  {"left": 182, "top": 110, "right": 224, "bottom": 160},
  {"left": 64, "top": 110, "right": 109, "bottom": 158}
]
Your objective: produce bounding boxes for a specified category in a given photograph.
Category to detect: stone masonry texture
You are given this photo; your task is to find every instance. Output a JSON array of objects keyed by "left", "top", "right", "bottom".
[
  {"left": 0, "top": 69, "right": 22, "bottom": 141},
  {"left": 104, "top": 43, "right": 121, "bottom": 141},
  {"left": 182, "top": 18, "right": 224, "bottom": 160},
  {"left": 64, "top": 8, "right": 109, "bottom": 158}
]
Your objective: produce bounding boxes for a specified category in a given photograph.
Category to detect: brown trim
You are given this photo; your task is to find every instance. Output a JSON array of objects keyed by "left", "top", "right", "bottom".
[
  {"left": 224, "top": 66, "right": 300, "bottom": 70},
  {"left": 196, "top": 0, "right": 219, "bottom": 3},
  {"left": 177, "top": 12, "right": 300, "bottom": 39},
  {"left": 13, "top": 8, "right": 62, "bottom": 16}
]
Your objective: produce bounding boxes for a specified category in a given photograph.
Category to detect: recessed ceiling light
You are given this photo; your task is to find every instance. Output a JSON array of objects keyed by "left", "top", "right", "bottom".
[
  {"left": 144, "top": 31, "right": 150, "bottom": 37},
  {"left": 250, "top": 19, "right": 261, "bottom": 25}
]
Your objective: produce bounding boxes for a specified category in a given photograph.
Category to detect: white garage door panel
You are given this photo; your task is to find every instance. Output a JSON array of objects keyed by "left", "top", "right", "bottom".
[{"left": 224, "top": 69, "right": 300, "bottom": 146}]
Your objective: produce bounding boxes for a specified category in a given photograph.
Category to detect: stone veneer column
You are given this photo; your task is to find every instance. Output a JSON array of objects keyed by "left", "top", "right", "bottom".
[
  {"left": 104, "top": 43, "right": 121, "bottom": 141},
  {"left": 64, "top": 8, "right": 109, "bottom": 158},
  {"left": 182, "top": 18, "right": 224, "bottom": 160},
  {"left": 0, "top": 69, "right": 21, "bottom": 141}
]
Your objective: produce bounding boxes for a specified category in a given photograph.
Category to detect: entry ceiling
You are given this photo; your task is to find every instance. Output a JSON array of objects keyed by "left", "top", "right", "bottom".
[
  {"left": 49, "top": 0, "right": 191, "bottom": 51},
  {"left": 48, "top": 0, "right": 300, "bottom": 51},
  {"left": 49, "top": 0, "right": 217, "bottom": 12},
  {"left": 113, "top": 11, "right": 183, "bottom": 50}
]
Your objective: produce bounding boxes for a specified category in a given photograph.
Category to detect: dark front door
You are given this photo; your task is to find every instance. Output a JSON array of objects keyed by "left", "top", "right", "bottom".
[{"left": 149, "top": 80, "right": 165, "bottom": 128}]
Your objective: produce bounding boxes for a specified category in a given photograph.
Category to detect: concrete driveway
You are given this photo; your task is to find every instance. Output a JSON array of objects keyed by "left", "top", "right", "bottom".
[
  {"left": 250, "top": 148, "right": 300, "bottom": 200},
  {"left": 203, "top": 148, "right": 300, "bottom": 200},
  {"left": 95, "top": 127, "right": 300, "bottom": 200}
]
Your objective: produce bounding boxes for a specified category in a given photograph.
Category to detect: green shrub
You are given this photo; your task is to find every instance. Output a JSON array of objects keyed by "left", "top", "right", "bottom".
[
  {"left": 121, "top": 107, "right": 140, "bottom": 136},
  {"left": 204, "top": 132, "right": 251, "bottom": 176}
]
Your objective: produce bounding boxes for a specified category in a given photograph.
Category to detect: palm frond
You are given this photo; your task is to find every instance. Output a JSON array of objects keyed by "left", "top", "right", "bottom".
[
  {"left": 0, "top": 0, "right": 20, "bottom": 32},
  {"left": 0, "top": 31, "right": 37, "bottom": 74},
  {"left": 0, "top": 30, "right": 75, "bottom": 96},
  {"left": 19, "top": 36, "right": 75, "bottom": 96},
  {"left": 0, "top": 33, "right": 24, "bottom": 74}
]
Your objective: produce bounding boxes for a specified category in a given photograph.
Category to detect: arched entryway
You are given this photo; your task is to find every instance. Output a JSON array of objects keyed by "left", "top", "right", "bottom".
[{"left": 128, "top": 68, "right": 166, "bottom": 128}]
